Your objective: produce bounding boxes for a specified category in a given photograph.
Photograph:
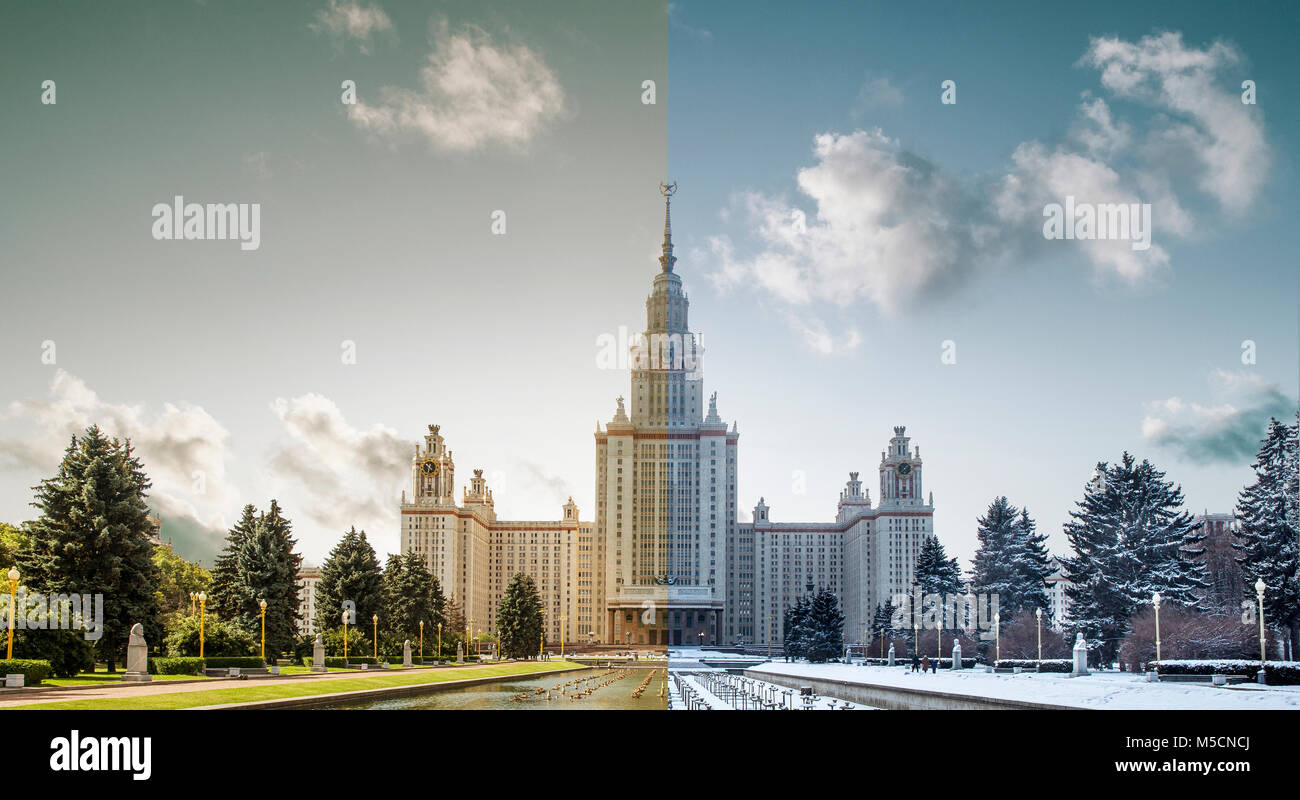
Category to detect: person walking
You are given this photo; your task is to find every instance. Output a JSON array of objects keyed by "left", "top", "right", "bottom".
[
  {"left": 911, "top": 652, "right": 921, "bottom": 673},
  {"left": 921, "top": 655, "right": 930, "bottom": 674}
]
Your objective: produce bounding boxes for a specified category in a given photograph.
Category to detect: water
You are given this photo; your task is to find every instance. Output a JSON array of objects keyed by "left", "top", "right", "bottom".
[{"left": 320, "top": 667, "right": 668, "bottom": 710}]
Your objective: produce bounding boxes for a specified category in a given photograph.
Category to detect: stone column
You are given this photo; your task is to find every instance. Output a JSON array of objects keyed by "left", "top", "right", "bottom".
[
  {"left": 951, "top": 641, "right": 962, "bottom": 671},
  {"left": 122, "top": 623, "right": 152, "bottom": 682},
  {"left": 311, "top": 633, "right": 328, "bottom": 672},
  {"left": 1071, "top": 633, "right": 1089, "bottom": 677},
  {"left": 403, "top": 639, "right": 412, "bottom": 668}
]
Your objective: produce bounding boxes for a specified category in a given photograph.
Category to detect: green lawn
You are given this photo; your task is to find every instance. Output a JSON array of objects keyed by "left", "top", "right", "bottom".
[
  {"left": 44, "top": 672, "right": 219, "bottom": 687},
  {"left": 7, "top": 660, "right": 581, "bottom": 710}
]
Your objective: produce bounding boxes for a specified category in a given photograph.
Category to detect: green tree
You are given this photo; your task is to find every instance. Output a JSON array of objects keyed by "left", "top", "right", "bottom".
[
  {"left": 0, "top": 522, "right": 29, "bottom": 571},
  {"left": 314, "top": 527, "right": 383, "bottom": 635},
  {"left": 496, "top": 573, "right": 542, "bottom": 659},
  {"left": 163, "top": 611, "right": 255, "bottom": 657},
  {"left": 152, "top": 546, "right": 212, "bottom": 618},
  {"left": 232, "top": 500, "right": 302, "bottom": 660},
  {"left": 914, "top": 535, "right": 964, "bottom": 598},
  {"left": 382, "top": 552, "right": 445, "bottom": 646},
  {"left": 208, "top": 505, "right": 257, "bottom": 619},
  {"left": 20, "top": 427, "right": 161, "bottom": 671}
]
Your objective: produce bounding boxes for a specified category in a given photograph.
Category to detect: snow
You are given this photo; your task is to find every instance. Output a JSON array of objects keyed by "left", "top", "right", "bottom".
[{"left": 747, "top": 661, "right": 1300, "bottom": 710}]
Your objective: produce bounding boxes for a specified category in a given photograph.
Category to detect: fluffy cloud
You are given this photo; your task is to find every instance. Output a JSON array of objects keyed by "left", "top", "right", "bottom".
[
  {"left": 853, "top": 76, "right": 904, "bottom": 112},
  {"left": 310, "top": 0, "right": 394, "bottom": 54},
  {"left": 265, "top": 394, "right": 409, "bottom": 548},
  {"left": 0, "top": 370, "right": 234, "bottom": 562},
  {"left": 1141, "top": 370, "right": 1295, "bottom": 465},
  {"left": 705, "top": 33, "right": 1271, "bottom": 349},
  {"left": 347, "top": 21, "right": 567, "bottom": 152}
]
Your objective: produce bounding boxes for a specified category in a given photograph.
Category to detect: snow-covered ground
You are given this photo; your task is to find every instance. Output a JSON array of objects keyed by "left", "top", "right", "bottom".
[{"left": 748, "top": 661, "right": 1300, "bottom": 710}]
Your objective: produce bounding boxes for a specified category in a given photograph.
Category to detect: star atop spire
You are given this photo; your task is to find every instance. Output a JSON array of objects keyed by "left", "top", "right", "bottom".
[{"left": 658, "top": 181, "right": 677, "bottom": 273}]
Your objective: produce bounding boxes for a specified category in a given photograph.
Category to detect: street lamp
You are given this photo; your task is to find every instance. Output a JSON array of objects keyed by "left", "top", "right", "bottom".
[
  {"left": 189, "top": 591, "right": 197, "bottom": 615},
  {"left": 197, "top": 591, "right": 207, "bottom": 659},
  {"left": 258, "top": 598, "right": 267, "bottom": 662},
  {"left": 6, "top": 566, "right": 19, "bottom": 659},
  {"left": 342, "top": 609, "right": 350, "bottom": 662},
  {"left": 437, "top": 622, "right": 442, "bottom": 661},
  {"left": 913, "top": 622, "right": 918, "bottom": 659},
  {"left": 1036, "top": 607, "right": 1043, "bottom": 662},
  {"left": 372, "top": 614, "right": 378, "bottom": 660},
  {"left": 419, "top": 621, "right": 424, "bottom": 664},
  {"left": 560, "top": 615, "right": 566, "bottom": 657},
  {"left": 1152, "top": 592, "right": 1162, "bottom": 664},
  {"left": 994, "top": 612, "right": 1000, "bottom": 663},
  {"left": 1255, "top": 578, "right": 1267, "bottom": 677}
]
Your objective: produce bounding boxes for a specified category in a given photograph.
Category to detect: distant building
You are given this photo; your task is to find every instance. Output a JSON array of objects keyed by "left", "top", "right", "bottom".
[
  {"left": 1045, "top": 557, "right": 1071, "bottom": 631},
  {"left": 1194, "top": 512, "right": 1244, "bottom": 611},
  {"left": 297, "top": 565, "right": 322, "bottom": 635},
  {"left": 144, "top": 511, "right": 171, "bottom": 552}
]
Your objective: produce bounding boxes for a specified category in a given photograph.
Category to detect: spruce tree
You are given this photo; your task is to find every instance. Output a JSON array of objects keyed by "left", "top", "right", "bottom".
[
  {"left": 233, "top": 500, "right": 302, "bottom": 660},
  {"left": 21, "top": 427, "right": 161, "bottom": 671},
  {"left": 496, "top": 573, "right": 542, "bottom": 659},
  {"left": 314, "top": 527, "right": 383, "bottom": 635},
  {"left": 801, "top": 589, "right": 845, "bottom": 662},
  {"left": 382, "top": 552, "right": 445, "bottom": 645},
  {"left": 1012, "top": 508, "right": 1054, "bottom": 621},
  {"left": 970, "top": 496, "right": 1023, "bottom": 616},
  {"left": 209, "top": 504, "right": 257, "bottom": 619},
  {"left": 1234, "top": 417, "right": 1300, "bottom": 653},
  {"left": 1063, "top": 453, "right": 1207, "bottom": 663},
  {"left": 914, "top": 535, "right": 964, "bottom": 598}
]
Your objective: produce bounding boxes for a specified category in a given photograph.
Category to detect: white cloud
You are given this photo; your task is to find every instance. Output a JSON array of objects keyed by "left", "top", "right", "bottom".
[
  {"left": 854, "top": 76, "right": 904, "bottom": 112},
  {"left": 704, "top": 32, "right": 1272, "bottom": 351},
  {"left": 310, "top": 0, "right": 393, "bottom": 54},
  {"left": 347, "top": 21, "right": 567, "bottom": 152},
  {"left": 0, "top": 370, "right": 235, "bottom": 561},
  {"left": 265, "top": 394, "right": 409, "bottom": 548},
  {"left": 1141, "top": 369, "right": 1294, "bottom": 464}
]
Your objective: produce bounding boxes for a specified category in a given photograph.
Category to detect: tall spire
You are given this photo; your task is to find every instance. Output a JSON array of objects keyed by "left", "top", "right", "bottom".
[{"left": 658, "top": 181, "right": 677, "bottom": 273}]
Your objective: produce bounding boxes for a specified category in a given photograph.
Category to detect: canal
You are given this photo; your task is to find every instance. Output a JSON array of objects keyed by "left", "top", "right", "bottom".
[{"left": 319, "top": 667, "right": 667, "bottom": 710}]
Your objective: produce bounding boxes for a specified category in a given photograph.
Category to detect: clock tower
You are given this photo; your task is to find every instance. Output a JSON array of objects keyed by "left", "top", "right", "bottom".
[{"left": 879, "top": 425, "right": 923, "bottom": 507}]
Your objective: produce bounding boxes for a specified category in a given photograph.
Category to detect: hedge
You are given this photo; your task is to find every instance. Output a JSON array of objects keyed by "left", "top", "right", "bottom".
[
  {"left": 148, "top": 657, "right": 205, "bottom": 675},
  {"left": 202, "top": 657, "right": 267, "bottom": 669},
  {"left": 862, "top": 657, "right": 977, "bottom": 669},
  {"left": 1149, "top": 659, "right": 1300, "bottom": 685},
  {"left": 995, "top": 659, "right": 1072, "bottom": 673},
  {"left": 0, "top": 659, "right": 52, "bottom": 685}
]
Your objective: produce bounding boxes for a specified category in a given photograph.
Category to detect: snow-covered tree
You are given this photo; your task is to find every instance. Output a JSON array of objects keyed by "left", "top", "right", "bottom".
[
  {"left": 1234, "top": 416, "right": 1300, "bottom": 654},
  {"left": 1063, "top": 453, "right": 1207, "bottom": 663},
  {"left": 913, "top": 535, "right": 963, "bottom": 598}
]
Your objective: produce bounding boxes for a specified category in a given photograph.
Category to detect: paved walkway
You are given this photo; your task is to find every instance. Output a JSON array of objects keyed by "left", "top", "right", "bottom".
[{"left": 0, "top": 663, "right": 499, "bottom": 708}]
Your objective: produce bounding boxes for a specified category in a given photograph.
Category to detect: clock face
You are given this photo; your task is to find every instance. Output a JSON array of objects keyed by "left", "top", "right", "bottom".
[
  {"left": 896, "top": 461, "right": 912, "bottom": 476},
  {"left": 421, "top": 459, "right": 439, "bottom": 476}
]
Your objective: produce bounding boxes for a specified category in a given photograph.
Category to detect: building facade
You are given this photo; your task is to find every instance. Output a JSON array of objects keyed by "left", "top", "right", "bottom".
[
  {"left": 398, "top": 185, "right": 941, "bottom": 648},
  {"left": 297, "top": 564, "right": 321, "bottom": 635}
]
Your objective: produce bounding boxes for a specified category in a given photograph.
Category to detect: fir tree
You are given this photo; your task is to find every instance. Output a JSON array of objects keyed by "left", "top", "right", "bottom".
[
  {"left": 1063, "top": 453, "right": 1207, "bottom": 663},
  {"left": 783, "top": 597, "right": 810, "bottom": 660},
  {"left": 970, "top": 496, "right": 1023, "bottom": 616},
  {"left": 800, "top": 588, "right": 845, "bottom": 662},
  {"left": 1012, "top": 507, "right": 1054, "bottom": 622},
  {"left": 209, "top": 504, "right": 257, "bottom": 619},
  {"left": 1234, "top": 417, "right": 1300, "bottom": 653},
  {"left": 314, "top": 527, "right": 383, "bottom": 634},
  {"left": 496, "top": 573, "right": 542, "bottom": 659},
  {"left": 914, "top": 535, "right": 964, "bottom": 598},
  {"left": 233, "top": 500, "right": 302, "bottom": 660},
  {"left": 20, "top": 427, "right": 161, "bottom": 670},
  {"left": 382, "top": 551, "right": 446, "bottom": 645}
]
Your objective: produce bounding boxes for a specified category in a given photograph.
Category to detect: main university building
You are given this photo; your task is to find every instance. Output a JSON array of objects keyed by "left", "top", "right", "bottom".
[{"left": 399, "top": 187, "right": 937, "bottom": 648}]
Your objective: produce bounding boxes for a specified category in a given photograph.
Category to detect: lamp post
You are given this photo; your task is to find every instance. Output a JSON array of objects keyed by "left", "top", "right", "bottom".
[
  {"left": 258, "top": 598, "right": 267, "bottom": 662},
  {"left": 913, "top": 622, "right": 918, "bottom": 659},
  {"left": 197, "top": 591, "right": 207, "bottom": 659},
  {"left": 189, "top": 591, "right": 197, "bottom": 615},
  {"left": 994, "top": 612, "right": 1000, "bottom": 663},
  {"left": 419, "top": 621, "right": 424, "bottom": 664},
  {"left": 1036, "top": 608, "right": 1043, "bottom": 662},
  {"left": 560, "top": 615, "right": 566, "bottom": 657},
  {"left": 372, "top": 614, "right": 378, "bottom": 660},
  {"left": 1255, "top": 578, "right": 1267, "bottom": 674},
  {"left": 342, "top": 609, "right": 349, "bottom": 662},
  {"left": 6, "top": 566, "right": 19, "bottom": 659},
  {"left": 437, "top": 622, "right": 442, "bottom": 661},
  {"left": 1152, "top": 592, "right": 1162, "bottom": 664},
  {"left": 476, "top": 628, "right": 481, "bottom": 656}
]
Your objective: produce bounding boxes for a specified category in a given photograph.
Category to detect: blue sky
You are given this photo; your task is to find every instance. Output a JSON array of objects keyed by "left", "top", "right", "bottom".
[{"left": 0, "top": 1, "right": 1294, "bottom": 570}]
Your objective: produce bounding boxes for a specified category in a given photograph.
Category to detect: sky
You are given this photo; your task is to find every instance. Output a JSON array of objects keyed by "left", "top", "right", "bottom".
[{"left": 0, "top": 1, "right": 1295, "bottom": 571}]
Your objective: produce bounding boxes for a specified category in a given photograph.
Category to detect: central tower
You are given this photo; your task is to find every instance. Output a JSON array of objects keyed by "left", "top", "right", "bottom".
[{"left": 594, "top": 184, "right": 738, "bottom": 646}]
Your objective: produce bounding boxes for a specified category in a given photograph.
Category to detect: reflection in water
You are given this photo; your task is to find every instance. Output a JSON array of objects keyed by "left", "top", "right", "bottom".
[{"left": 320, "top": 668, "right": 667, "bottom": 710}]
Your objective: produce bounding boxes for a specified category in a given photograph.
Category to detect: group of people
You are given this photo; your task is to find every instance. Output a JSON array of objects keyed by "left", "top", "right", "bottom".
[{"left": 910, "top": 653, "right": 940, "bottom": 674}]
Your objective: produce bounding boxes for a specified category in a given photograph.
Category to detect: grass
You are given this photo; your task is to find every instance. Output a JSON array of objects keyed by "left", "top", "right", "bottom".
[
  {"left": 43, "top": 672, "right": 218, "bottom": 687},
  {"left": 6, "top": 660, "right": 582, "bottom": 710}
]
